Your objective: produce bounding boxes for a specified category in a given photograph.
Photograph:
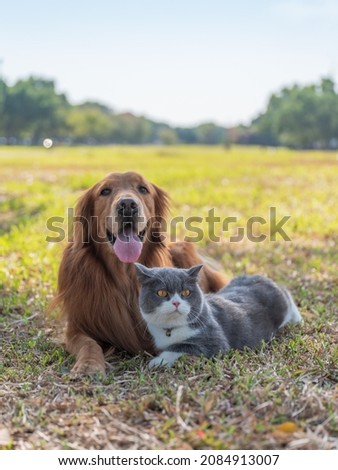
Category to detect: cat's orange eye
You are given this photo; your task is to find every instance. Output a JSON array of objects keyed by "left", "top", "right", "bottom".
[
  {"left": 181, "top": 289, "right": 191, "bottom": 297},
  {"left": 157, "top": 289, "right": 168, "bottom": 297}
]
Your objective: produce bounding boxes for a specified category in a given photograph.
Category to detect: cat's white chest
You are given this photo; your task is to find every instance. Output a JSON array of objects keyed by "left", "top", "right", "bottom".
[{"left": 148, "top": 323, "right": 199, "bottom": 350}]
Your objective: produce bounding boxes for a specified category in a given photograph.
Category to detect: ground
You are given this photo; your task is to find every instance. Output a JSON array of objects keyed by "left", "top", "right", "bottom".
[{"left": 0, "top": 145, "right": 337, "bottom": 450}]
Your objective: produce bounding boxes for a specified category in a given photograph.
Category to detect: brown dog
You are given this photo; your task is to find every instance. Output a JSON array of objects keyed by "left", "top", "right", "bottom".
[{"left": 54, "top": 171, "right": 226, "bottom": 374}]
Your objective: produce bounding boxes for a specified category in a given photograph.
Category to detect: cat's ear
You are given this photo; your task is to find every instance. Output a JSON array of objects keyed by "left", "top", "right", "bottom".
[
  {"left": 187, "top": 264, "right": 204, "bottom": 279},
  {"left": 134, "top": 263, "right": 154, "bottom": 283}
]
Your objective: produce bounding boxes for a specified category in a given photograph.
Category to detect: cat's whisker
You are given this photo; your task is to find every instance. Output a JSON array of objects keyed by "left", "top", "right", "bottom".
[
  {"left": 134, "top": 317, "right": 147, "bottom": 330},
  {"left": 133, "top": 316, "right": 154, "bottom": 340},
  {"left": 189, "top": 309, "right": 207, "bottom": 329}
]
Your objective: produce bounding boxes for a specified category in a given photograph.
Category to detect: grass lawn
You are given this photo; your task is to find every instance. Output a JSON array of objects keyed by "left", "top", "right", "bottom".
[{"left": 0, "top": 145, "right": 337, "bottom": 450}]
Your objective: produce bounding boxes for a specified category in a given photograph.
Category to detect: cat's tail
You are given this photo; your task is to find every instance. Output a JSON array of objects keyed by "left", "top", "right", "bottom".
[{"left": 279, "top": 288, "right": 303, "bottom": 328}]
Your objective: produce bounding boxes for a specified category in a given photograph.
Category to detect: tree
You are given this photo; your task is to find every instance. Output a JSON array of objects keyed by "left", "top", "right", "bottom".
[
  {"left": 253, "top": 78, "right": 338, "bottom": 148},
  {"left": 3, "top": 77, "right": 69, "bottom": 143},
  {"left": 0, "top": 78, "right": 7, "bottom": 137},
  {"left": 195, "top": 123, "right": 224, "bottom": 145},
  {"left": 175, "top": 127, "right": 198, "bottom": 144},
  {"left": 67, "top": 103, "right": 113, "bottom": 144},
  {"left": 316, "top": 79, "right": 338, "bottom": 147},
  {"left": 111, "top": 113, "right": 153, "bottom": 144},
  {"left": 158, "top": 127, "right": 178, "bottom": 145}
]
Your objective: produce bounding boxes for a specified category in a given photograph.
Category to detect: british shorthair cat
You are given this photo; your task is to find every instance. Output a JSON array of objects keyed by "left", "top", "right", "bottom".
[{"left": 134, "top": 263, "right": 302, "bottom": 368}]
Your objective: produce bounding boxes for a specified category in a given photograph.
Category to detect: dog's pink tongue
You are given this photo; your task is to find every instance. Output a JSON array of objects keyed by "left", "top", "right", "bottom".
[{"left": 114, "top": 228, "right": 143, "bottom": 263}]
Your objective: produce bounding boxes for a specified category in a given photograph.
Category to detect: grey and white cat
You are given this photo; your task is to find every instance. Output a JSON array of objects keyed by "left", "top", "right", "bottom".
[{"left": 134, "top": 263, "right": 302, "bottom": 368}]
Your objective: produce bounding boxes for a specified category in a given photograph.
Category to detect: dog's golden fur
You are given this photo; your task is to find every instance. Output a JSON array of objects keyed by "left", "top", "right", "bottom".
[{"left": 54, "top": 171, "right": 226, "bottom": 374}]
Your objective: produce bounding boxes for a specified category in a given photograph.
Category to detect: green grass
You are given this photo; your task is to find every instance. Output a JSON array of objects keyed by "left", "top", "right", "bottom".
[{"left": 0, "top": 145, "right": 337, "bottom": 450}]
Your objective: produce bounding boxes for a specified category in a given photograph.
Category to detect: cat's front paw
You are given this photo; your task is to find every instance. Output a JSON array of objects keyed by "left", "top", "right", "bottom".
[
  {"left": 148, "top": 351, "right": 183, "bottom": 369},
  {"left": 148, "top": 356, "right": 167, "bottom": 369}
]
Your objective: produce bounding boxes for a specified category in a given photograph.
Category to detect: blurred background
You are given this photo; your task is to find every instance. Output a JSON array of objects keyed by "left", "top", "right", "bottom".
[{"left": 1, "top": 0, "right": 338, "bottom": 148}]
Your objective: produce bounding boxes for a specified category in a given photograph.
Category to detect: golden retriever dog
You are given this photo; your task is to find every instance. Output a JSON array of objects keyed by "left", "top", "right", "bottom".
[{"left": 54, "top": 171, "right": 226, "bottom": 374}]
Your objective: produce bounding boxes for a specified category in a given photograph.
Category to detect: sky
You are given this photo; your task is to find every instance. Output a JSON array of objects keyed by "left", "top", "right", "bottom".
[{"left": 1, "top": 0, "right": 338, "bottom": 127}]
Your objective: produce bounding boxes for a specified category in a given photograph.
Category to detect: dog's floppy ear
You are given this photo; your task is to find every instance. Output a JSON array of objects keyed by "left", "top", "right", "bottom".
[
  {"left": 149, "top": 183, "right": 170, "bottom": 244},
  {"left": 72, "top": 188, "right": 94, "bottom": 249},
  {"left": 153, "top": 183, "right": 170, "bottom": 220}
]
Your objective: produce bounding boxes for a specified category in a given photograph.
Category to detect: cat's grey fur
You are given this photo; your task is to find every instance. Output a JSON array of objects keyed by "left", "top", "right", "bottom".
[{"left": 134, "top": 263, "right": 302, "bottom": 368}]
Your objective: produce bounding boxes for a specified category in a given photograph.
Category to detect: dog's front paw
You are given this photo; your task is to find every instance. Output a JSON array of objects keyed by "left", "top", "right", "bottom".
[
  {"left": 148, "top": 351, "right": 183, "bottom": 369},
  {"left": 71, "top": 359, "right": 106, "bottom": 377}
]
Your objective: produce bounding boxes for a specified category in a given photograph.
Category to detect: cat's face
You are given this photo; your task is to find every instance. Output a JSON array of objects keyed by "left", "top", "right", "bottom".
[{"left": 135, "top": 264, "right": 203, "bottom": 329}]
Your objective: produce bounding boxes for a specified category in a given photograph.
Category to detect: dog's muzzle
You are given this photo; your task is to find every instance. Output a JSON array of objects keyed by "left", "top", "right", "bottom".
[{"left": 106, "top": 197, "right": 147, "bottom": 263}]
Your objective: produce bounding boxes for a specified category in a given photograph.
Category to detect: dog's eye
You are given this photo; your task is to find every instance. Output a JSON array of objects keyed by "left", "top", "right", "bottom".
[
  {"left": 181, "top": 289, "right": 191, "bottom": 297},
  {"left": 157, "top": 289, "right": 168, "bottom": 297},
  {"left": 100, "top": 188, "right": 112, "bottom": 196},
  {"left": 138, "top": 185, "right": 149, "bottom": 195}
]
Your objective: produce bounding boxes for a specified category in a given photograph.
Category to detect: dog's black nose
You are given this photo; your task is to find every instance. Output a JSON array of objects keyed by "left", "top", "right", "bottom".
[{"left": 117, "top": 198, "right": 139, "bottom": 217}]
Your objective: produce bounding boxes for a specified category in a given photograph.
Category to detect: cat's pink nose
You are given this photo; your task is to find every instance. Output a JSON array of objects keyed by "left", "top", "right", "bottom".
[{"left": 172, "top": 301, "right": 180, "bottom": 309}]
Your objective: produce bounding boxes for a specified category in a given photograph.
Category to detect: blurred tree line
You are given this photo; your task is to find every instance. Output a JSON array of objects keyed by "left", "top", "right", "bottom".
[
  {"left": 0, "top": 76, "right": 337, "bottom": 148},
  {"left": 0, "top": 76, "right": 225, "bottom": 146},
  {"left": 237, "top": 78, "right": 338, "bottom": 149}
]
